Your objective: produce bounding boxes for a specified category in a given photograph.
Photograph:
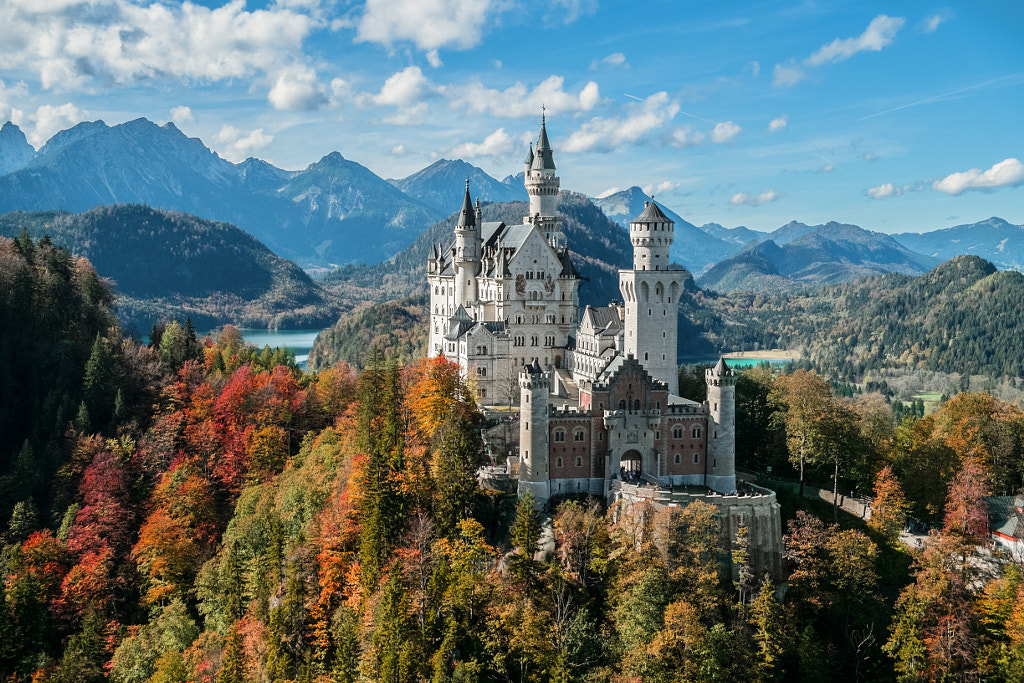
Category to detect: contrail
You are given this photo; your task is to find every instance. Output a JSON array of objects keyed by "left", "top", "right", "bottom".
[
  {"left": 624, "top": 94, "right": 644, "bottom": 101},
  {"left": 857, "top": 75, "right": 1018, "bottom": 121}
]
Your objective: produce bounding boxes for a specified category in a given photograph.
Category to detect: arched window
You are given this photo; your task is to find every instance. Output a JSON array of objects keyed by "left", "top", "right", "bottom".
[
  {"left": 672, "top": 426, "right": 683, "bottom": 439},
  {"left": 692, "top": 426, "right": 702, "bottom": 439},
  {"left": 619, "top": 400, "right": 626, "bottom": 409},
  {"left": 554, "top": 429, "right": 566, "bottom": 442},
  {"left": 693, "top": 452, "right": 700, "bottom": 464},
  {"left": 674, "top": 453, "right": 681, "bottom": 464},
  {"left": 574, "top": 428, "right": 586, "bottom": 442},
  {"left": 555, "top": 457, "right": 563, "bottom": 468},
  {"left": 575, "top": 456, "right": 583, "bottom": 467}
]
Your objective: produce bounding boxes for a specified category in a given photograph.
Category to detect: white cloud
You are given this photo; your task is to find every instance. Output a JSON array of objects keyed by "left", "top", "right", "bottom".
[
  {"left": 819, "top": 163, "right": 835, "bottom": 173},
  {"left": 768, "top": 115, "right": 787, "bottom": 132},
  {"left": 356, "top": 0, "right": 492, "bottom": 51},
  {"left": 867, "top": 183, "right": 902, "bottom": 199},
  {"left": 748, "top": 61, "right": 760, "bottom": 77},
  {"left": 552, "top": 0, "right": 597, "bottom": 23},
  {"left": 29, "top": 103, "right": 87, "bottom": 146},
  {"left": 772, "top": 61, "right": 806, "bottom": 88},
  {"left": 389, "top": 144, "right": 408, "bottom": 156},
  {"left": 603, "top": 52, "right": 626, "bottom": 66},
  {"left": 212, "top": 124, "right": 273, "bottom": 162},
  {"left": 426, "top": 50, "right": 443, "bottom": 68},
  {"left": 268, "top": 64, "right": 329, "bottom": 111},
  {"left": 921, "top": 13, "right": 946, "bottom": 33},
  {"left": 595, "top": 186, "right": 622, "bottom": 199},
  {"left": 563, "top": 91, "right": 679, "bottom": 153},
  {"left": 668, "top": 125, "right": 706, "bottom": 148},
  {"left": 933, "top": 158, "right": 1024, "bottom": 195},
  {"left": 444, "top": 75, "right": 600, "bottom": 118},
  {"left": 805, "top": 15, "right": 905, "bottom": 66},
  {"left": 450, "top": 128, "right": 514, "bottom": 159},
  {"left": 730, "top": 189, "right": 778, "bottom": 207},
  {"left": 862, "top": 152, "right": 878, "bottom": 162},
  {"left": 711, "top": 121, "right": 741, "bottom": 144},
  {"left": 642, "top": 180, "right": 679, "bottom": 197},
  {"left": 381, "top": 102, "right": 428, "bottom": 126},
  {"left": 371, "top": 66, "right": 436, "bottom": 107},
  {"left": 0, "top": 0, "right": 319, "bottom": 92},
  {"left": 0, "top": 80, "right": 28, "bottom": 127},
  {"left": 169, "top": 105, "right": 194, "bottom": 125}
]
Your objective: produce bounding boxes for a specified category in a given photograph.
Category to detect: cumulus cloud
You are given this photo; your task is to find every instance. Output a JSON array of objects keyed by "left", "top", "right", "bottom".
[
  {"left": 668, "top": 125, "right": 706, "bottom": 148},
  {"left": 805, "top": 15, "right": 905, "bottom": 66},
  {"left": 0, "top": 80, "right": 28, "bottom": 127},
  {"left": 389, "top": 144, "right": 408, "bottom": 156},
  {"left": 772, "top": 61, "right": 806, "bottom": 88},
  {"left": 562, "top": 91, "right": 679, "bottom": 153},
  {"left": 29, "top": 103, "right": 88, "bottom": 146},
  {"left": 450, "top": 127, "right": 514, "bottom": 159},
  {"left": 768, "top": 115, "right": 788, "bottom": 132},
  {"left": 268, "top": 64, "right": 329, "bottom": 111},
  {"left": 933, "top": 158, "right": 1024, "bottom": 195},
  {"left": 426, "top": 50, "right": 443, "bottom": 68},
  {"left": 169, "top": 105, "right": 194, "bottom": 125},
  {"left": 356, "top": 0, "right": 492, "bottom": 51},
  {"left": 711, "top": 121, "right": 741, "bottom": 144},
  {"left": 730, "top": 189, "right": 778, "bottom": 207},
  {"left": 642, "top": 180, "right": 679, "bottom": 197},
  {"left": 372, "top": 66, "right": 436, "bottom": 107},
  {"left": 212, "top": 124, "right": 273, "bottom": 162},
  {"left": 595, "top": 187, "right": 623, "bottom": 199},
  {"left": 0, "top": 0, "right": 320, "bottom": 92},
  {"left": 867, "top": 183, "right": 902, "bottom": 199},
  {"left": 445, "top": 75, "right": 600, "bottom": 119}
]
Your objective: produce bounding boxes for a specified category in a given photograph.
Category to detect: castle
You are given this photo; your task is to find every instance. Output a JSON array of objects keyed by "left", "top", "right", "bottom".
[{"left": 427, "top": 117, "right": 737, "bottom": 506}]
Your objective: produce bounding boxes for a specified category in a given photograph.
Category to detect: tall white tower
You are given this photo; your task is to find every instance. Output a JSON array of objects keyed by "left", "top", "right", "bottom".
[
  {"left": 705, "top": 358, "right": 736, "bottom": 493},
  {"left": 518, "top": 360, "right": 550, "bottom": 505},
  {"left": 523, "top": 115, "right": 563, "bottom": 245},
  {"left": 453, "top": 180, "right": 479, "bottom": 311},
  {"left": 619, "top": 200, "right": 688, "bottom": 394}
]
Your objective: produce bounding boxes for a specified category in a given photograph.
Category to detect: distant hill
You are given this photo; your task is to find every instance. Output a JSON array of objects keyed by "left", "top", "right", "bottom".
[
  {"left": 705, "top": 255, "right": 1024, "bottom": 378},
  {"left": 0, "top": 205, "right": 344, "bottom": 332},
  {"left": 891, "top": 217, "right": 1024, "bottom": 271},
  {"left": 0, "top": 118, "right": 441, "bottom": 267},
  {"left": 697, "top": 222, "right": 938, "bottom": 292},
  {"left": 699, "top": 222, "right": 766, "bottom": 248},
  {"left": 590, "top": 187, "right": 739, "bottom": 273},
  {"left": 391, "top": 159, "right": 526, "bottom": 214}
]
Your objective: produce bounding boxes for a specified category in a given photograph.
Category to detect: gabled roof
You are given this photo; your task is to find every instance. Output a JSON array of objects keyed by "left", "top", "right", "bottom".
[
  {"left": 633, "top": 200, "right": 672, "bottom": 224},
  {"left": 581, "top": 305, "right": 622, "bottom": 335}
]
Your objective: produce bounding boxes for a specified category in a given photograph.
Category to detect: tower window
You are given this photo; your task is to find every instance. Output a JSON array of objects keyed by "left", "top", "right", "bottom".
[
  {"left": 575, "top": 457, "right": 582, "bottom": 467},
  {"left": 692, "top": 426, "right": 702, "bottom": 439},
  {"left": 574, "top": 428, "right": 585, "bottom": 442},
  {"left": 674, "top": 453, "right": 681, "bottom": 464},
  {"left": 554, "top": 429, "right": 565, "bottom": 442},
  {"left": 693, "top": 453, "right": 700, "bottom": 464},
  {"left": 556, "top": 457, "right": 563, "bottom": 468}
]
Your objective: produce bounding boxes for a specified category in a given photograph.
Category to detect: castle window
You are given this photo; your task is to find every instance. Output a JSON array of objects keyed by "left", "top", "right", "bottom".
[
  {"left": 644, "top": 352, "right": 648, "bottom": 361},
  {"left": 598, "top": 433, "right": 604, "bottom": 441},
  {"left": 476, "top": 367, "right": 486, "bottom": 377},
  {"left": 575, "top": 457, "right": 583, "bottom": 467},
  {"left": 555, "top": 457, "right": 562, "bottom": 468},
  {"left": 655, "top": 431, "right": 660, "bottom": 440},
  {"left": 554, "top": 429, "right": 565, "bottom": 442},
  {"left": 634, "top": 399, "right": 641, "bottom": 410},
  {"left": 573, "top": 428, "right": 585, "bottom": 442},
  {"left": 674, "top": 453, "right": 681, "bottom": 464},
  {"left": 619, "top": 400, "right": 626, "bottom": 409},
  {"left": 692, "top": 426, "right": 702, "bottom": 439},
  {"left": 693, "top": 453, "right": 700, "bottom": 464},
  {"left": 673, "top": 426, "right": 683, "bottom": 439}
]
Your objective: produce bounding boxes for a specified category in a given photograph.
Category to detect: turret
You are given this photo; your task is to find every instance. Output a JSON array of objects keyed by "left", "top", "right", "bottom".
[
  {"left": 705, "top": 357, "right": 736, "bottom": 493},
  {"left": 523, "top": 114, "right": 562, "bottom": 243},
  {"left": 518, "top": 360, "right": 550, "bottom": 505},
  {"left": 454, "top": 179, "right": 480, "bottom": 310},
  {"left": 619, "top": 199, "right": 688, "bottom": 393}
]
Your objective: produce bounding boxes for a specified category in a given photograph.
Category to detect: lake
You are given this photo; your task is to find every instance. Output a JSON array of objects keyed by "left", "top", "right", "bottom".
[{"left": 237, "top": 329, "right": 323, "bottom": 369}]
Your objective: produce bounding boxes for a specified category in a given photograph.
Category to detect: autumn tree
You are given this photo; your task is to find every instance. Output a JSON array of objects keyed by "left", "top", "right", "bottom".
[{"left": 868, "top": 465, "right": 908, "bottom": 546}]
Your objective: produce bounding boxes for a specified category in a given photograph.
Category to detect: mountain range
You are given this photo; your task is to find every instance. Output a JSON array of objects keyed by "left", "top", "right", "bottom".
[
  {"left": 0, "top": 118, "right": 441, "bottom": 267},
  {"left": 390, "top": 158, "right": 526, "bottom": 214}
]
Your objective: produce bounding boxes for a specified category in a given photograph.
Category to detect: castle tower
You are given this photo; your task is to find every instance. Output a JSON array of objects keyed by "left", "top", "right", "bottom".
[
  {"left": 705, "top": 357, "right": 737, "bottom": 493},
  {"left": 453, "top": 180, "right": 479, "bottom": 310},
  {"left": 518, "top": 360, "right": 550, "bottom": 504},
  {"left": 523, "top": 115, "right": 563, "bottom": 244},
  {"left": 619, "top": 200, "right": 688, "bottom": 394}
]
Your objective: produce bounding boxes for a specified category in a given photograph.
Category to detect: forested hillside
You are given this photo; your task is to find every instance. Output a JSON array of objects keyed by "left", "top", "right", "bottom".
[
  {"left": 7, "top": 242, "right": 1024, "bottom": 681},
  {"left": 0, "top": 206, "right": 344, "bottom": 332}
]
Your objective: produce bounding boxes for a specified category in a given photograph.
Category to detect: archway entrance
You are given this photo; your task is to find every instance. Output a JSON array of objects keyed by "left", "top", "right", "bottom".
[{"left": 620, "top": 450, "right": 642, "bottom": 484}]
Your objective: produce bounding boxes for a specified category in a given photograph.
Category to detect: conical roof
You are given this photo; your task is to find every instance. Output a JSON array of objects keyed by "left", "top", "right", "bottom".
[
  {"left": 712, "top": 357, "right": 730, "bottom": 374},
  {"left": 524, "top": 143, "right": 534, "bottom": 165},
  {"left": 531, "top": 117, "right": 556, "bottom": 170},
  {"left": 633, "top": 200, "right": 672, "bottom": 224},
  {"left": 456, "top": 179, "right": 475, "bottom": 227}
]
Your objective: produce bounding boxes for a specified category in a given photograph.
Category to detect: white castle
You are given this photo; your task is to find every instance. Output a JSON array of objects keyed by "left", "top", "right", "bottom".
[{"left": 427, "top": 117, "right": 737, "bottom": 507}]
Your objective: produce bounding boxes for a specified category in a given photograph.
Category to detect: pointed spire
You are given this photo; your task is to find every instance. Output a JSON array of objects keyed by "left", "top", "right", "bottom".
[
  {"left": 532, "top": 113, "right": 556, "bottom": 171},
  {"left": 456, "top": 177, "right": 476, "bottom": 227},
  {"left": 524, "top": 142, "right": 534, "bottom": 166}
]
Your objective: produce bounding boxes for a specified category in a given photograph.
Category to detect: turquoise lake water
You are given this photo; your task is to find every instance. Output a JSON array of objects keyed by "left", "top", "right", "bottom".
[{"left": 237, "top": 329, "right": 322, "bottom": 369}]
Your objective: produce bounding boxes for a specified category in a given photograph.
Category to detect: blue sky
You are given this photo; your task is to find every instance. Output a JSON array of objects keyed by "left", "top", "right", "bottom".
[{"left": 0, "top": 0, "right": 1020, "bottom": 233}]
